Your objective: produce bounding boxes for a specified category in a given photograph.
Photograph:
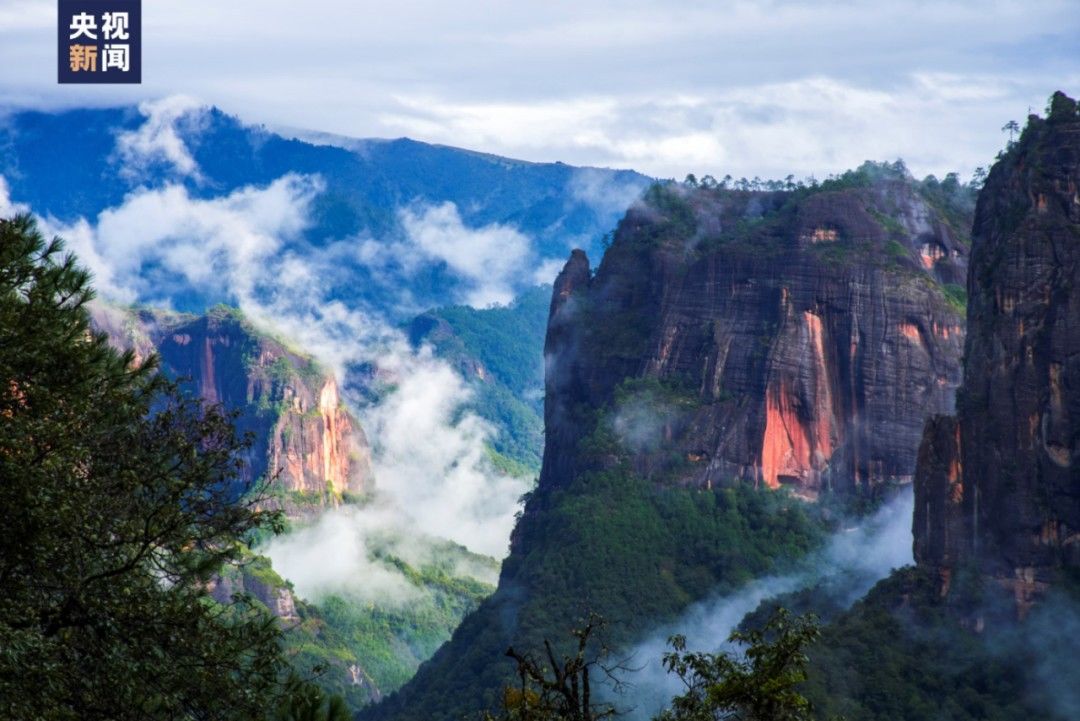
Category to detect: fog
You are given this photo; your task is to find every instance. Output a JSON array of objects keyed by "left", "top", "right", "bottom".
[{"left": 612, "top": 489, "right": 914, "bottom": 719}]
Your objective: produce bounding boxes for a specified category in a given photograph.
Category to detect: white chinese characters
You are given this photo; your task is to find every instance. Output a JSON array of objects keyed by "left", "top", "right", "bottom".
[
  {"left": 102, "top": 44, "right": 130, "bottom": 73},
  {"left": 102, "top": 12, "right": 129, "bottom": 41},
  {"left": 68, "top": 12, "right": 97, "bottom": 40}
]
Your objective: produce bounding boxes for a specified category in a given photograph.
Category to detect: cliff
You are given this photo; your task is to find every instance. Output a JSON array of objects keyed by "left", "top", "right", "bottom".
[
  {"left": 91, "top": 304, "right": 372, "bottom": 511},
  {"left": 913, "top": 92, "right": 1080, "bottom": 616},
  {"left": 543, "top": 164, "right": 970, "bottom": 501}
]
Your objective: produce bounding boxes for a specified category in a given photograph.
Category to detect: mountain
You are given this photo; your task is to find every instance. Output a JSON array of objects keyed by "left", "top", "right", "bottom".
[
  {"left": 0, "top": 105, "right": 650, "bottom": 314},
  {"left": 362, "top": 163, "right": 977, "bottom": 721},
  {"left": 91, "top": 303, "right": 371, "bottom": 513},
  {"left": 798, "top": 92, "right": 1080, "bottom": 721},
  {"left": 913, "top": 91, "right": 1080, "bottom": 614},
  {"left": 540, "top": 162, "right": 970, "bottom": 500},
  {"left": 407, "top": 285, "right": 551, "bottom": 474}
]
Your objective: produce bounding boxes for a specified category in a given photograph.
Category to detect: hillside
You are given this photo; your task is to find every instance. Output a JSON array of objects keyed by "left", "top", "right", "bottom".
[
  {"left": 90, "top": 302, "right": 501, "bottom": 710},
  {"left": 408, "top": 285, "right": 551, "bottom": 473},
  {"left": 91, "top": 303, "right": 371, "bottom": 513}
]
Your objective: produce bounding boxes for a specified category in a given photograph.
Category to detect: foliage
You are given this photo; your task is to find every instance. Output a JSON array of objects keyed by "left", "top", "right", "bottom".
[
  {"left": 803, "top": 567, "right": 1050, "bottom": 721},
  {"left": 274, "top": 538, "right": 497, "bottom": 710},
  {"left": 411, "top": 285, "right": 550, "bottom": 471},
  {"left": 655, "top": 608, "right": 823, "bottom": 721},
  {"left": 916, "top": 172, "right": 977, "bottom": 240},
  {"left": 0, "top": 215, "right": 290, "bottom": 720},
  {"left": 273, "top": 675, "right": 351, "bottom": 721},
  {"left": 941, "top": 283, "right": 967, "bottom": 314}
]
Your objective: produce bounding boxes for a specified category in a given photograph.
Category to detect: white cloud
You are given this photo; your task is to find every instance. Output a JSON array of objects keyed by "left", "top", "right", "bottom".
[
  {"left": 532, "top": 257, "right": 566, "bottom": 286},
  {"left": 262, "top": 503, "right": 422, "bottom": 605},
  {"left": 3, "top": 1, "right": 1076, "bottom": 181},
  {"left": 40, "top": 173, "right": 321, "bottom": 307},
  {"left": 0, "top": 175, "right": 29, "bottom": 217},
  {"left": 115, "top": 96, "right": 207, "bottom": 180},
  {"left": 374, "top": 73, "right": 1061, "bottom": 181},
  {"left": 400, "top": 202, "right": 533, "bottom": 307},
  {"left": 361, "top": 353, "right": 530, "bottom": 558},
  {"left": 569, "top": 168, "right": 647, "bottom": 219}
]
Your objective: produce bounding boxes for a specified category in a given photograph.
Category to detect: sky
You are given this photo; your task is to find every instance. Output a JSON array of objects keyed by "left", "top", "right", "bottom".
[{"left": 2, "top": 0, "right": 1079, "bottom": 183}]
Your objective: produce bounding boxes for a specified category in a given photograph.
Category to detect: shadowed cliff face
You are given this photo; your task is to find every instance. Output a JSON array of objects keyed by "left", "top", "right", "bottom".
[
  {"left": 91, "top": 304, "right": 372, "bottom": 511},
  {"left": 914, "top": 94, "right": 1080, "bottom": 615},
  {"left": 543, "top": 170, "right": 969, "bottom": 501}
]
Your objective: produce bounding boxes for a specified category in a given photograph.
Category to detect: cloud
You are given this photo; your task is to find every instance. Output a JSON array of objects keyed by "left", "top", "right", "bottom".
[
  {"left": 262, "top": 502, "right": 422, "bottom": 605},
  {"left": 569, "top": 168, "right": 649, "bottom": 218},
  {"left": 399, "top": 202, "right": 533, "bottom": 308},
  {"left": 354, "top": 199, "right": 560, "bottom": 308},
  {"left": 612, "top": 490, "right": 915, "bottom": 719},
  {"left": 4, "top": 2, "right": 1077, "bottom": 182},
  {"left": 262, "top": 493, "right": 503, "bottom": 607},
  {"left": 0, "top": 175, "right": 29, "bottom": 217},
  {"left": 40, "top": 173, "right": 321, "bottom": 307},
  {"left": 532, "top": 257, "right": 567, "bottom": 286},
  {"left": 361, "top": 352, "right": 530, "bottom": 558},
  {"left": 114, "top": 96, "right": 207, "bottom": 180},
  {"left": 377, "top": 73, "right": 1066, "bottom": 181}
]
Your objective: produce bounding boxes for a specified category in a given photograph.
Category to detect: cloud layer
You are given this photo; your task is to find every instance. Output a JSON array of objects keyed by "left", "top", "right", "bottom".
[{"left": 3, "top": 1, "right": 1077, "bottom": 180}]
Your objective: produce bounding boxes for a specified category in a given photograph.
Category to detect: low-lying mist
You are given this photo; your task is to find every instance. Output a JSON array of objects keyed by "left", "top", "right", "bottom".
[{"left": 609, "top": 489, "right": 915, "bottom": 720}]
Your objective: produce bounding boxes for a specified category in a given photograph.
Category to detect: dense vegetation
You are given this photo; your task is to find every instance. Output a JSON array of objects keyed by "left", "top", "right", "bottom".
[
  {"left": 409, "top": 285, "right": 551, "bottom": 473},
  {"left": 802, "top": 567, "right": 1079, "bottom": 721},
  {"left": 637, "top": 161, "right": 978, "bottom": 269},
  {"left": 366, "top": 461, "right": 830, "bottom": 721},
  {"left": 226, "top": 544, "right": 497, "bottom": 710}
]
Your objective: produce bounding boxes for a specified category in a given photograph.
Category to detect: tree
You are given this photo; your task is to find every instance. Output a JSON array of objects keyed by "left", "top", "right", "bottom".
[
  {"left": 653, "top": 609, "right": 823, "bottom": 721},
  {"left": 1001, "top": 120, "right": 1020, "bottom": 143},
  {"left": 485, "top": 615, "right": 626, "bottom": 721},
  {"left": 0, "top": 215, "right": 289, "bottom": 720},
  {"left": 970, "top": 166, "right": 988, "bottom": 188}
]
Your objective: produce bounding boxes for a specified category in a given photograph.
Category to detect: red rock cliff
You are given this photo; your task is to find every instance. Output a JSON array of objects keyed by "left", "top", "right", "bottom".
[
  {"left": 542, "top": 168, "right": 969, "bottom": 500},
  {"left": 92, "top": 305, "right": 372, "bottom": 510}
]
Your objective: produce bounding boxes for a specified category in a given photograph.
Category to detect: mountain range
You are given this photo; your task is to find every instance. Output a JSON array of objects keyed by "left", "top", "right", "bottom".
[{"left": 4, "top": 93, "right": 1078, "bottom": 720}]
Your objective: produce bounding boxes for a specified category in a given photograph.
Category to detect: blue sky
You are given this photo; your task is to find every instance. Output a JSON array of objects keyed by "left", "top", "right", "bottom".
[{"left": 2, "top": 0, "right": 1078, "bottom": 179}]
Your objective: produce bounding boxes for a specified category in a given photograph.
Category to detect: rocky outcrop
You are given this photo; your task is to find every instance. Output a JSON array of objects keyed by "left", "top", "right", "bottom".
[
  {"left": 208, "top": 566, "right": 299, "bottom": 623},
  {"left": 913, "top": 93, "right": 1080, "bottom": 615},
  {"left": 542, "top": 167, "right": 970, "bottom": 500},
  {"left": 91, "top": 304, "right": 372, "bottom": 510}
]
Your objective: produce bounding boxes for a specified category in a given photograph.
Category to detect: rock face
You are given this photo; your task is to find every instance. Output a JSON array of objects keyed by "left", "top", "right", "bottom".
[
  {"left": 543, "top": 167, "right": 970, "bottom": 501},
  {"left": 91, "top": 304, "right": 372, "bottom": 509},
  {"left": 913, "top": 93, "right": 1080, "bottom": 614}
]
